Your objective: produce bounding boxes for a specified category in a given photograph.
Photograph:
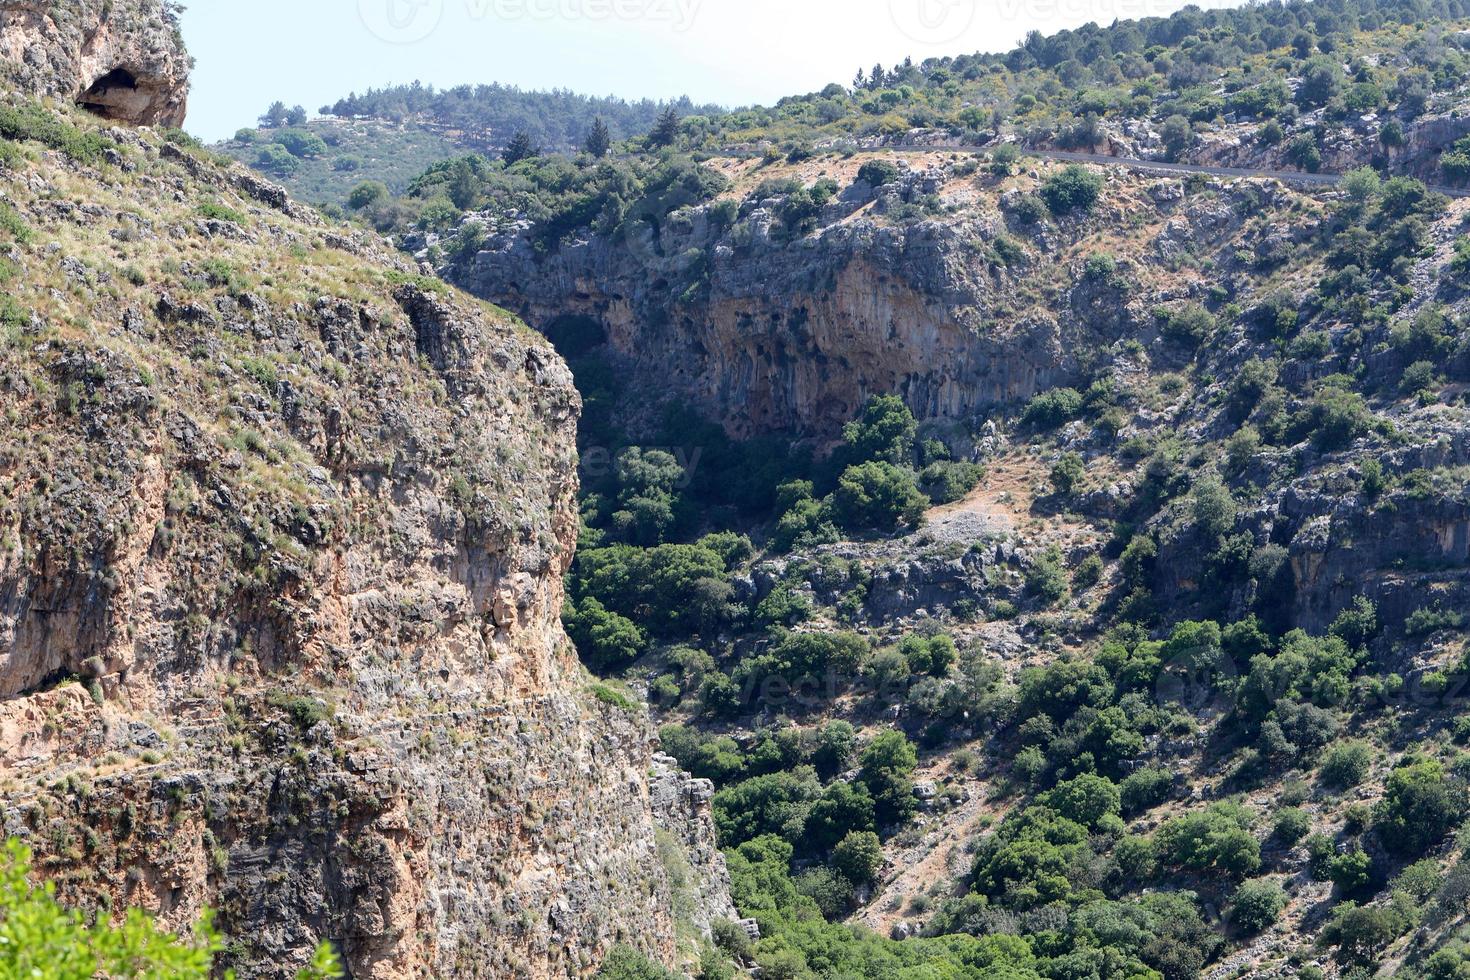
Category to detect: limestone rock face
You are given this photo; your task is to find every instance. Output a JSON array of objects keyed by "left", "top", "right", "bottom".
[
  {"left": 0, "top": 0, "right": 190, "bottom": 126},
  {"left": 453, "top": 195, "right": 1083, "bottom": 441},
  {"left": 0, "top": 35, "right": 728, "bottom": 980}
]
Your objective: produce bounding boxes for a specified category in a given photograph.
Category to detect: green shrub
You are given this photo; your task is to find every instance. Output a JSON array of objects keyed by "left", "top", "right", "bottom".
[
  {"left": 832, "top": 830, "right": 883, "bottom": 885},
  {"left": 829, "top": 462, "right": 928, "bottom": 533},
  {"left": 856, "top": 159, "right": 900, "bottom": 187},
  {"left": 596, "top": 946, "right": 678, "bottom": 979},
  {"left": 1050, "top": 452, "right": 1085, "bottom": 496},
  {"left": 197, "top": 200, "right": 248, "bottom": 225},
  {"left": 1073, "top": 554, "right": 1104, "bottom": 590},
  {"left": 1026, "top": 546, "right": 1069, "bottom": 606},
  {"left": 1156, "top": 803, "right": 1261, "bottom": 879},
  {"left": 1376, "top": 759, "right": 1468, "bottom": 857},
  {"left": 0, "top": 200, "right": 32, "bottom": 244},
  {"left": 1274, "top": 807, "right": 1311, "bottom": 845},
  {"left": 1023, "top": 387, "right": 1083, "bottom": 428},
  {"left": 1040, "top": 164, "right": 1103, "bottom": 215},
  {"left": 1120, "top": 768, "right": 1174, "bottom": 816},
  {"left": 1229, "top": 879, "right": 1286, "bottom": 935},
  {"left": 1405, "top": 604, "right": 1465, "bottom": 637},
  {"left": 1327, "top": 848, "right": 1373, "bottom": 893},
  {"left": 1320, "top": 741, "right": 1373, "bottom": 789},
  {"left": 0, "top": 101, "right": 110, "bottom": 163},
  {"left": 0, "top": 839, "right": 342, "bottom": 978},
  {"left": 589, "top": 683, "right": 638, "bottom": 712},
  {"left": 564, "top": 597, "right": 647, "bottom": 671}
]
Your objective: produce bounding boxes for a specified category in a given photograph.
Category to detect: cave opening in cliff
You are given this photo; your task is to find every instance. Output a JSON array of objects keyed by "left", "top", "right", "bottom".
[
  {"left": 543, "top": 314, "right": 607, "bottom": 360},
  {"left": 77, "top": 67, "right": 143, "bottom": 121}
]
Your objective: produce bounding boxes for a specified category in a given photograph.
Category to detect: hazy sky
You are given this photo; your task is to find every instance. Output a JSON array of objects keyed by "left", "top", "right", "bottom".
[{"left": 180, "top": 0, "right": 1241, "bottom": 142}]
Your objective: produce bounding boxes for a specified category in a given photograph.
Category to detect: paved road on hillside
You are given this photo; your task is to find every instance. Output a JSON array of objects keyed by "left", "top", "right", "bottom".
[{"left": 830, "top": 142, "right": 1470, "bottom": 199}]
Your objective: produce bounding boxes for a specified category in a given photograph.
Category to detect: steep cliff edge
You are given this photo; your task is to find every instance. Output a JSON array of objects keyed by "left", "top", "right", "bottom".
[{"left": 0, "top": 12, "right": 730, "bottom": 978}]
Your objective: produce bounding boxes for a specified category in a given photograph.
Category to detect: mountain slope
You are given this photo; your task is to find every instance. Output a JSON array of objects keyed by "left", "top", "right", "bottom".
[
  {"left": 341, "top": 5, "right": 1470, "bottom": 978},
  {"left": 0, "top": 4, "right": 733, "bottom": 978}
]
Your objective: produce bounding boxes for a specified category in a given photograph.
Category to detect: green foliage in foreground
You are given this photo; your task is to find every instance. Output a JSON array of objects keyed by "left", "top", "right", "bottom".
[
  {"left": 729, "top": 835, "right": 1045, "bottom": 979},
  {"left": 0, "top": 839, "right": 341, "bottom": 979}
]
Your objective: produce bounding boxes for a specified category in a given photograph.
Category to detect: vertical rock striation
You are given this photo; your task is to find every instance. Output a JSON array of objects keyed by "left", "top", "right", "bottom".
[{"left": 0, "top": 8, "right": 730, "bottom": 977}]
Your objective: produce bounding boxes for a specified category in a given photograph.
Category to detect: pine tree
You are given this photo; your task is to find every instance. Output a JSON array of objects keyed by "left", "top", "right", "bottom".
[
  {"left": 503, "top": 130, "right": 538, "bottom": 165},
  {"left": 648, "top": 107, "right": 680, "bottom": 148},
  {"left": 870, "top": 64, "right": 886, "bottom": 89},
  {"left": 853, "top": 67, "right": 866, "bottom": 90},
  {"left": 286, "top": 104, "right": 308, "bottom": 127},
  {"left": 259, "top": 101, "right": 288, "bottom": 128},
  {"left": 584, "top": 117, "right": 612, "bottom": 158}
]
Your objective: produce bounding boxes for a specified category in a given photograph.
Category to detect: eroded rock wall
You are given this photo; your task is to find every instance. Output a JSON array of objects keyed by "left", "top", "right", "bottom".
[
  {"left": 455, "top": 193, "right": 1086, "bottom": 441},
  {"left": 0, "top": 0, "right": 190, "bottom": 125},
  {"left": 0, "top": 54, "right": 728, "bottom": 980}
]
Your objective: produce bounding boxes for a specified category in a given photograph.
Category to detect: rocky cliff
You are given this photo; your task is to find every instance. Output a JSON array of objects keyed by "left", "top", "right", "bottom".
[
  {"left": 0, "top": 0, "right": 189, "bottom": 126},
  {"left": 0, "top": 10, "right": 730, "bottom": 978},
  {"left": 452, "top": 168, "right": 1075, "bottom": 442},
  {"left": 445, "top": 151, "right": 1470, "bottom": 639}
]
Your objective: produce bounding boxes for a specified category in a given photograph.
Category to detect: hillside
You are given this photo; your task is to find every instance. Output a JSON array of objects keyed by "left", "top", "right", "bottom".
[
  {"left": 312, "top": 2, "right": 1470, "bottom": 978},
  {"left": 214, "top": 84, "right": 724, "bottom": 209},
  {"left": 0, "top": 3, "right": 735, "bottom": 978}
]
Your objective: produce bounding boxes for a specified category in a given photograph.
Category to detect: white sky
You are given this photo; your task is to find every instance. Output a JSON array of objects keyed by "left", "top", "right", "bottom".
[{"left": 180, "top": 0, "right": 1245, "bottom": 142}]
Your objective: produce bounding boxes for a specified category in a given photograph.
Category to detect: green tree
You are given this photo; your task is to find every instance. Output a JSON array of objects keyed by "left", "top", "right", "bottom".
[
  {"left": 1228, "top": 879, "right": 1285, "bottom": 935},
  {"left": 1377, "top": 759, "right": 1468, "bottom": 857},
  {"left": 648, "top": 107, "right": 681, "bottom": 147},
  {"left": 254, "top": 143, "right": 299, "bottom": 175},
  {"left": 1296, "top": 56, "right": 1343, "bottom": 107},
  {"left": 832, "top": 831, "right": 884, "bottom": 885},
  {"left": 842, "top": 395, "right": 917, "bottom": 465},
  {"left": 858, "top": 730, "right": 919, "bottom": 829},
  {"left": 259, "top": 100, "right": 289, "bottom": 128},
  {"left": 584, "top": 117, "right": 612, "bottom": 158},
  {"left": 286, "top": 104, "right": 308, "bottom": 127},
  {"left": 0, "top": 839, "right": 340, "bottom": 979},
  {"left": 1320, "top": 741, "right": 1372, "bottom": 789},
  {"left": 347, "top": 181, "right": 390, "bottom": 211},
  {"left": 1156, "top": 803, "right": 1261, "bottom": 879},
  {"left": 564, "top": 597, "right": 647, "bottom": 671},
  {"left": 1161, "top": 114, "right": 1193, "bottom": 161},
  {"left": 503, "top": 130, "right": 539, "bottom": 165},
  {"left": 829, "top": 462, "right": 927, "bottom": 533},
  {"left": 1040, "top": 165, "right": 1103, "bottom": 215},
  {"left": 1045, "top": 773, "right": 1121, "bottom": 828},
  {"left": 857, "top": 159, "right": 900, "bottom": 187},
  {"left": 1050, "top": 452, "right": 1085, "bottom": 496}
]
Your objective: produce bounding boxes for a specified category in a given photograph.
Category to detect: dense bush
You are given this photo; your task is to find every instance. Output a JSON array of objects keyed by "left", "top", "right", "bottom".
[
  {"left": 856, "top": 158, "right": 901, "bottom": 187},
  {"left": 1228, "top": 879, "right": 1286, "bottom": 935},
  {"left": 1376, "top": 759, "right": 1468, "bottom": 857},
  {"left": 1040, "top": 165, "right": 1103, "bottom": 215},
  {"left": 829, "top": 462, "right": 928, "bottom": 532},
  {"left": 1156, "top": 803, "right": 1261, "bottom": 879},
  {"left": 1023, "top": 387, "right": 1084, "bottom": 428}
]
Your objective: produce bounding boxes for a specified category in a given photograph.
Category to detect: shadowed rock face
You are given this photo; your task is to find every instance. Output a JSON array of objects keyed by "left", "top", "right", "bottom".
[{"left": 0, "top": 0, "right": 190, "bottom": 126}]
